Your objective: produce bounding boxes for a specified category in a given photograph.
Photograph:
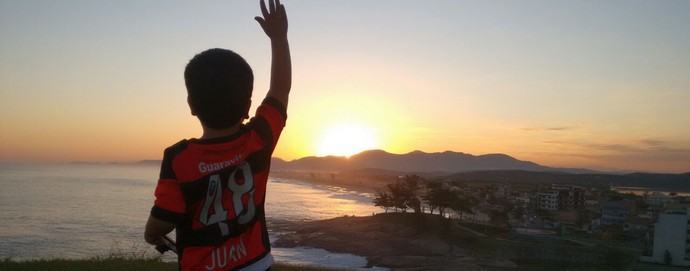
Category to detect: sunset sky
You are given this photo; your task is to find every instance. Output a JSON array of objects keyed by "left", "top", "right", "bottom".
[{"left": 1, "top": 1, "right": 689, "bottom": 173}]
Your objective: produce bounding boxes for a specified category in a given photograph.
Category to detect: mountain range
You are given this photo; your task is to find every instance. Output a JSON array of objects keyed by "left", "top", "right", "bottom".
[
  {"left": 269, "top": 150, "right": 690, "bottom": 192},
  {"left": 270, "top": 149, "right": 596, "bottom": 174},
  {"left": 129, "top": 149, "right": 689, "bottom": 192}
]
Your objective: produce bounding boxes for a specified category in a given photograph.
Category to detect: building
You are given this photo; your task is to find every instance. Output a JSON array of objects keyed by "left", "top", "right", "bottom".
[
  {"left": 585, "top": 197, "right": 599, "bottom": 210},
  {"left": 558, "top": 188, "right": 585, "bottom": 211},
  {"left": 538, "top": 184, "right": 585, "bottom": 211},
  {"left": 514, "top": 193, "right": 531, "bottom": 209},
  {"left": 600, "top": 201, "right": 634, "bottom": 226},
  {"left": 494, "top": 184, "right": 511, "bottom": 199},
  {"left": 645, "top": 192, "right": 674, "bottom": 208},
  {"left": 639, "top": 207, "right": 690, "bottom": 267},
  {"left": 624, "top": 216, "right": 654, "bottom": 239},
  {"left": 538, "top": 190, "right": 559, "bottom": 211}
]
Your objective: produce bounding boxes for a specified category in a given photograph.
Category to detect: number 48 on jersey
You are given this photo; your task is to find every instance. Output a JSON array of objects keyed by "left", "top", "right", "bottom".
[{"left": 198, "top": 162, "right": 256, "bottom": 236}]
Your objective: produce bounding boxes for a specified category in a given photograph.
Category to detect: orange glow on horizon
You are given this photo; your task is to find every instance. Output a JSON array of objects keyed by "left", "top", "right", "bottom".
[{"left": 316, "top": 124, "right": 378, "bottom": 157}]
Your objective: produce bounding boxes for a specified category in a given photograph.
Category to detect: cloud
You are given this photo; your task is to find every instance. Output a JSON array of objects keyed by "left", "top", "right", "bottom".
[
  {"left": 639, "top": 139, "right": 665, "bottom": 147},
  {"left": 542, "top": 139, "right": 690, "bottom": 172},
  {"left": 522, "top": 126, "right": 572, "bottom": 132},
  {"left": 579, "top": 143, "right": 641, "bottom": 153},
  {"left": 546, "top": 127, "right": 570, "bottom": 131},
  {"left": 545, "top": 139, "right": 682, "bottom": 153}
]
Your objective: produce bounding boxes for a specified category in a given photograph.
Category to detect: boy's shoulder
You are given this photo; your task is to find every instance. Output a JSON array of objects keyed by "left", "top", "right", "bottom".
[
  {"left": 163, "top": 139, "right": 191, "bottom": 159},
  {"left": 159, "top": 139, "right": 190, "bottom": 180}
]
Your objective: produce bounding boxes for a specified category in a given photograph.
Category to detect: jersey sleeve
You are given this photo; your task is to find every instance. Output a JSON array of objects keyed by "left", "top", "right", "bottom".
[
  {"left": 249, "top": 97, "right": 287, "bottom": 148},
  {"left": 150, "top": 144, "right": 187, "bottom": 223}
]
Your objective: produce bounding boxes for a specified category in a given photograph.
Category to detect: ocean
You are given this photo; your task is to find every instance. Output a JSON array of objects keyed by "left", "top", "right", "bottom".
[{"left": 0, "top": 162, "right": 384, "bottom": 269}]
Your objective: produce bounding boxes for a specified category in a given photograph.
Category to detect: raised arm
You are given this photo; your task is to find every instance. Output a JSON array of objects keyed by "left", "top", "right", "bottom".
[{"left": 255, "top": 0, "right": 291, "bottom": 109}]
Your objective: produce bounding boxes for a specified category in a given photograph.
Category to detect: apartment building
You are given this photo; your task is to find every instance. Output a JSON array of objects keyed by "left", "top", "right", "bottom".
[
  {"left": 600, "top": 201, "right": 634, "bottom": 226},
  {"left": 538, "top": 184, "right": 585, "bottom": 211}
]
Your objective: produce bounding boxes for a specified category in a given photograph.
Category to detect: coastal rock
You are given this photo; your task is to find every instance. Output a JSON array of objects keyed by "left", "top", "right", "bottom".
[{"left": 274, "top": 213, "right": 495, "bottom": 270}]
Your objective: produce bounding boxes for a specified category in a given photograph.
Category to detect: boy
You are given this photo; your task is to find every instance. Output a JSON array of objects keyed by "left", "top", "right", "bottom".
[{"left": 144, "top": 0, "right": 290, "bottom": 270}]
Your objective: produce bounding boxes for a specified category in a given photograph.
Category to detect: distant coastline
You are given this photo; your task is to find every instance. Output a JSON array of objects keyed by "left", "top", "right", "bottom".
[
  {"left": 612, "top": 186, "right": 690, "bottom": 197},
  {"left": 4, "top": 153, "right": 689, "bottom": 193}
]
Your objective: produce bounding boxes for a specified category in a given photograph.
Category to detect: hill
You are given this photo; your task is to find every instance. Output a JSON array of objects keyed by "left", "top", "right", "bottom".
[
  {"left": 116, "top": 149, "right": 689, "bottom": 192},
  {"left": 271, "top": 149, "right": 588, "bottom": 174},
  {"left": 271, "top": 150, "right": 690, "bottom": 192},
  {"left": 446, "top": 170, "right": 690, "bottom": 192}
]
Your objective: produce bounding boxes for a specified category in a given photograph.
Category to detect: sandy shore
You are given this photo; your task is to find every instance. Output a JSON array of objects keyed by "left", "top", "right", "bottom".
[{"left": 270, "top": 171, "right": 397, "bottom": 194}]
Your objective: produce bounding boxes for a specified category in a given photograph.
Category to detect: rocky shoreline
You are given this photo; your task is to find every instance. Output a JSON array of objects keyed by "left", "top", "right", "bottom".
[
  {"left": 273, "top": 213, "right": 519, "bottom": 271},
  {"left": 267, "top": 174, "right": 635, "bottom": 270}
]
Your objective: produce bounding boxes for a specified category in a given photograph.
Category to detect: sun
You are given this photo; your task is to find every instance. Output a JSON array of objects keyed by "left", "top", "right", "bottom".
[{"left": 317, "top": 125, "right": 378, "bottom": 157}]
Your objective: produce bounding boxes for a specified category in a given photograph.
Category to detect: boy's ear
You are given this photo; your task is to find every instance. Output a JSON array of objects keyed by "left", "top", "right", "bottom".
[{"left": 187, "top": 96, "right": 197, "bottom": 116}]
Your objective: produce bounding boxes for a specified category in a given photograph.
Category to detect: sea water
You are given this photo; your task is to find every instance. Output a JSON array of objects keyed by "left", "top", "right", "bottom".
[{"left": 0, "top": 162, "right": 384, "bottom": 269}]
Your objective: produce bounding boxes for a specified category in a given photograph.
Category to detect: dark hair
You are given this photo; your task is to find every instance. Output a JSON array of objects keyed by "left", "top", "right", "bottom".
[{"left": 184, "top": 48, "right": 254, "bottom": 129}]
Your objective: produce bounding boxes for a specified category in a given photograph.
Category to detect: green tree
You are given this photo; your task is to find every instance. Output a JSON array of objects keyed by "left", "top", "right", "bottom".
[
  {"left": 423, "top": 182, "right": 442, "bottom": 215},
  {"left": 403, "top": 175, "right": 422, "bottom": 213},
  {"left": 451, "top": 197, "right": 474, "bottom": 220},
  {"left": 386, "top": 181, "right": 407, "bottom": 212},
  {"left": 424, "top": 183, "right": 456, "bottom": 217},
  {"left": 380, "top": 176, "right": 423, "bottom": 213},
  {"left": 373, "top": 189, "right": 392, "bottom": 213}
]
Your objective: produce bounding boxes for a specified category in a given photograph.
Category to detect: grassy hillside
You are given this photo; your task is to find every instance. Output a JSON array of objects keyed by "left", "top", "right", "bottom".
[
  {"left": 0, "top": 258, "right": 339, "bottom": 271},
  {"left": 0, "top": 257, "right": 177, "bottom": 271}
]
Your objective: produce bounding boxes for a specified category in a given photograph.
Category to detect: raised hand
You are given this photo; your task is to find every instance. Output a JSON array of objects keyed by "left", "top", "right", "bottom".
[
  {"left": 254, "top": 0, "right": 288, "bottom": 40},
  {"left": 254, "top": 0, "right": 291, "bottom": 108}
]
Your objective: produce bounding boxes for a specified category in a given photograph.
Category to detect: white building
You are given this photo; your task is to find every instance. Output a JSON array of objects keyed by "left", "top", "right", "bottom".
[
  {"left": 639, "top": 207, "right": 690, "bottom": 267},
  {"left": 538, "top": 191, "right": 559, "bottom": 211}
]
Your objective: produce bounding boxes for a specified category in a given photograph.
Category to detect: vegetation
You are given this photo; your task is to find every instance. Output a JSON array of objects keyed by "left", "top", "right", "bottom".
[
  {"left": 373, "top": 174, "right": 480, "bottom": 219},
  {"left": 366, "top": 174, "right": 649, "bottom": 270},
  {"left": 458, "top": 221, "right": 510, "bottom": 237},
  {"left": 373, "top": 175, "right": 422, "bottom": 213},
  {"left": 0, "top": 246, "right": 343, "bottom": 271},
  {"left": 0, "top": 257, "right": 176, "bottom": 271},
  {"left": 423, "top": 181, "right": 456, "bottom": 216},
  {"left": 0, "top": 258, "right": 340, "bottom": 271}
]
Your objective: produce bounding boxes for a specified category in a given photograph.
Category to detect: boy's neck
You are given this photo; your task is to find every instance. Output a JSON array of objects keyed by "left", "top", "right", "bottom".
[{"left": 199, "top": 124, "right": 242, "bottom": 140}]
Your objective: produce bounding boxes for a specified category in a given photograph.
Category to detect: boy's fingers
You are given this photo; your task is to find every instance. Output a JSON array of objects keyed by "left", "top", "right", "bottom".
[
  {"left": 259, "top": 0, "right": 269, "bottom": 18},
  {"left": 279, "top": 5, "right": 287, "bottom": 27},
  {"left": 268, "top": 0, "right": 275, "bottom": 14},
  {"left": 255, "top": 17, "right": 266, "bottom": 29}
]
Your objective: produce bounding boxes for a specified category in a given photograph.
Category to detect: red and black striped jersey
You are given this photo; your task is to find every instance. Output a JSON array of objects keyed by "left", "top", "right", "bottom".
[{"left": 151, "top": 98, "right": 286, "bottom": 271}]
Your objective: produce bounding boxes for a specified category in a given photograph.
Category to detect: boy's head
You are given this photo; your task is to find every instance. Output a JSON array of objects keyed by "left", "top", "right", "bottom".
[{"left": 184, "top": 48, "right": 254, "bottom": 130}]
